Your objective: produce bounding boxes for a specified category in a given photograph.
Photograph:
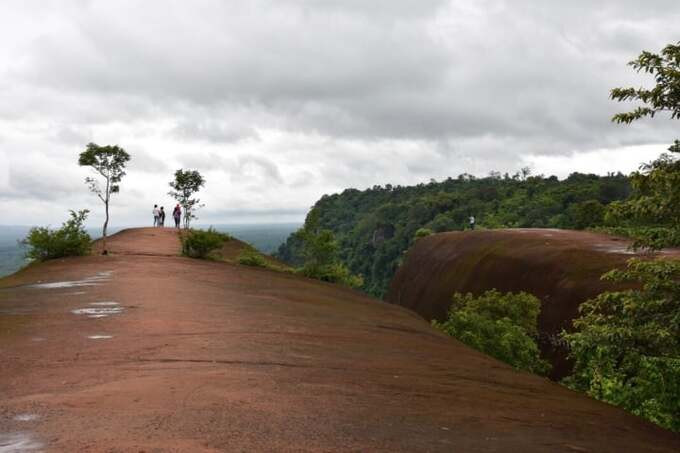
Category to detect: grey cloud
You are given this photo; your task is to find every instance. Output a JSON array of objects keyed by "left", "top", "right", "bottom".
[
  {"left": 128, "top": 148, "right": 170, "bottom": 173},
  {"left": 1, "top": 1, "right": 679, "bottom": 224},
  {"left": 176, "top": 152, "right": 284, "bottom": 185},
  {"left": 7, "top": 0, "right": 676, "bottom": 152},
  {"left": 53, "top": 125, "right": 92, "bottom": 145},
  {"left": 5, "top": 158, "right": 84, "bottom": 202},
  {"left": 171, "top": 119, "right": 259, "bottom": 144},
  {"left": 236, "top": 156, "right": 284, "bottom": 185}
]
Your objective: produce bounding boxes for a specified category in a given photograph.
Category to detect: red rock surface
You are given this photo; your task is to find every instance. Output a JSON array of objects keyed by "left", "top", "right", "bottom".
[
  {"left": 1, "top": 228, "right": 677, "bottom": 451},
  {"left": 386, "top": 228, "right": 680, "bottom": 380}
]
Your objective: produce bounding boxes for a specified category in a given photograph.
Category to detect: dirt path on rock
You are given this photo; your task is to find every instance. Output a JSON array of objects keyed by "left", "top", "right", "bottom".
[{"left": 1, "top": 228, "right": 678, "bottom": 452}]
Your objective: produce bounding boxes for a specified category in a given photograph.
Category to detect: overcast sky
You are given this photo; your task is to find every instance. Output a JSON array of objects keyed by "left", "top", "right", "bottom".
[{"left": 0, "top": 1, "right": 678, "bottom": 227}]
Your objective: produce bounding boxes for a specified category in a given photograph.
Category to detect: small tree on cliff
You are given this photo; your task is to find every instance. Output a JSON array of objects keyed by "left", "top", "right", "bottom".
[
  {"left": 298, "top": 208, "right": 363, "bottom": 288},
  {"left": 563, "top": 42, "right": 680, "bottom": 432},
  {"left": 606, "top": 41, "right": 680, "bottom": 249},
  {"left": 78, "top": 143, "right": 131, "bottom": 254},
  {"left": 168, "top": 169, "right": 205, "bottom": 228}
]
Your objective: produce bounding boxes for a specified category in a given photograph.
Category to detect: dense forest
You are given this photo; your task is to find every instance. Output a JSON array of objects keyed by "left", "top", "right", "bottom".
[{"left": 277, "top": 171, "right": 631, "bottom": 297}]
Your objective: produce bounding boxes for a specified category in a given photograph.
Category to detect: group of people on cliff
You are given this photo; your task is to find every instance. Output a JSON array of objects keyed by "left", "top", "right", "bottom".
[{"left": 153, "top": 204, "right": 182, "bottom": 228}]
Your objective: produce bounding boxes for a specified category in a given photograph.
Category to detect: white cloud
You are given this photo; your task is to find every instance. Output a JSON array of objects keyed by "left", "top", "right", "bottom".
[{"left": 0, "top": 0, "right": 678, "bottom": 227}]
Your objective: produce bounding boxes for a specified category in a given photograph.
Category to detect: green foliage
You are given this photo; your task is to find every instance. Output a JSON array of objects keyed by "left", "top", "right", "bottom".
[
  {"left": 414, "top": 228, "right": 433, "bottom": 239},
  {"left": 78, "top": 143, "right": 131, "bottom": 196},
  {"left": 611, "top": 42, "right": 680, "bottom": 124},
  {"left": 23, "top": 210, "right": 91, "bottom": 261},
  {"left": 604, "top": 146, "right": 680, "bottom": 249},
  {"left": 562, "top": 259, "right": 680, "bottom": 431},
  {"left": 568, "top": 199, "right": 605, "bottom": 229},
  {"left": 180, "top": 228, "right": 230, "bottom": 259},
  {"left": 237, "top": 248, "right": 269, "bottom": 267},
  {"left": 168, "top": 169, "right": 206, "bottom": 228},
  {"left": 432, "top": 290, "right": 550, "bottom": 375},
  {"left": 277, "top": 173, "right": 630, "bottom": 297},
  {"left": 296, "top": 208, "right": 363, "bottom": 288},
  {"left": 78, "top": 143, "right": 131, "bottom": 251},
  {"left": 607, "top": 42, "right": 680, "bottom": 250},
  {"left": 298, "top": 263, "right": 364, "bottom": 288},
  {"left": 594, "top": 226, "right": 680, "bottom": 250}
]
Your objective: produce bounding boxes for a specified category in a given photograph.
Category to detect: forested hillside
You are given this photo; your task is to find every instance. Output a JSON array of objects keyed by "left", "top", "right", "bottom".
[{"left": 277, "top": 172, "right": 630, "bottom": 297}]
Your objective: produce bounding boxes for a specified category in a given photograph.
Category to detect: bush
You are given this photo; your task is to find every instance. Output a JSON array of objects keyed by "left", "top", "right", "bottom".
[
  {"left": 298, "top": 262, "right": 364, "bottom": 288},
  {"left": 295, "top": 207, "right": 363, "bottom": 288},
  {"left": 414, "top": 228, "right": 433, "bottom": 239},
  {"left": 562, "top": 258, "right": 680, "bottom": 431},
  {"left": 568, "top": 199, "right": 605, "bottom": 229},
  {"left": 594, "top": 225, "right": 680, "bottom": 250},
  {"left": 237, "top": 248, "right": 269, "bottom": 267},
  {"left": 432, "top": 290, "right": 550, "bottom": 375},
  {"left": 181, "top": 228, "right": 231, "bottom": 259},
  {"left": 23, "top": 210, "right": 92, "bottom": 261}
]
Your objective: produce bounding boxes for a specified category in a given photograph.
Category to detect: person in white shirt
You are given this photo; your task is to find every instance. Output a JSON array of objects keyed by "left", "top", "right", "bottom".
[
  {"left": 469, "top": 215, "right": 475, "bottom": 230},
  {"left": 153, "top": 204, "right": 160, "bottom": 227}
]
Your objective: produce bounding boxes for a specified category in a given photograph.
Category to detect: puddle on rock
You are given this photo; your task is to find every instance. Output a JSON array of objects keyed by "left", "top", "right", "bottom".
[
  {"left": 72, "top": 306, "right": 123, "bottom": 318},
  {"left": 29, "top": 271, "right": 113, "bottom": 290},
  {"left": 0, "top": 432, "right": 42, "bottom": 452},
  {"left": 12, "top": 414, "right": 39, "bottom": 422},
  {"left": 87, "top": 335, "right": 113, "bottom": 340}
]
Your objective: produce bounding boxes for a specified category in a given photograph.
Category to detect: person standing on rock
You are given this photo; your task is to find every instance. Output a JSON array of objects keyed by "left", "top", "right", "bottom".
[
  {"left": 153, "top": 204, "right": 160, "bottom": 227},
  {"left": 159, "top": 207, "right": 166, "bottom": 227},
  {"left": 469, "top": 215, "right": 475, "bottom": 230},
  {"left": 173, "top": 204, "right": 182, "bottom": 229}
]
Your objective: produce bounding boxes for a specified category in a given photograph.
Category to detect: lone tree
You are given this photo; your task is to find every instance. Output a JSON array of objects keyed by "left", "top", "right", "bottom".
[
  {"left": 168, "top": 169, "right": 205, "bottom": 228},
  {"left": 607, "top": 41, "right": 680, "bottom": 249},
  {"left": 78, "top": 143, "right": 131, "bottom": 254}
]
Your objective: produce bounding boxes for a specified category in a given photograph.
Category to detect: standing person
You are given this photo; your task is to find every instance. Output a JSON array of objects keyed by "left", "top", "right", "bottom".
[
  {"left": 159, "top": 207, "right": 166, "bottom": 227},
  {"left": 173, "top": 204, "right": 182, "bottom": 229},
  {"left": 153, "top": 204, "right": 160, "bottom": 227},
  {"left": 469, "top": 215, "right": 476, "bottom": 230}
]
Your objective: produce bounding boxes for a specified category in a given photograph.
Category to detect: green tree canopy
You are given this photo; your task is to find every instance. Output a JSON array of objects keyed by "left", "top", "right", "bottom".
[
  {"left": 297, "top": 208, "right": 363, "bottom": 288},
  {"left": 562, "top": 259, "right": 680, "bottom": 431},
  {"left": 606, "top": 42, "right": 680, "bottom": 249},
  {"left": 168, "top": 169, "right": 206, "bottom": 228},
  {"left": 78, "top": 143, "right": 131, "bottom": 254},
  {"left": 564, "top": 41, "right": 680, "bottom": 432},
  {"left": 433, "top": 290, "right": 550, "bottom": 375},
  {"left": 611, "top": 42, "right": 680, "bottom": 124}
]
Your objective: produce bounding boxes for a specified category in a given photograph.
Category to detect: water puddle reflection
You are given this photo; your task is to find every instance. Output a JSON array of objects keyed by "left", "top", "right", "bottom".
[
  {"left": 0, "top": 432, "right": 42, "bottom": 452},
  {"left": 72, "top": 305, "right": 123, "bottom": 318},
  {"left": 29, "top": 271, "right": 113, "bottom": 290},
  {"left": 12, "top": 414, "right": 39, "bottom": 422}
]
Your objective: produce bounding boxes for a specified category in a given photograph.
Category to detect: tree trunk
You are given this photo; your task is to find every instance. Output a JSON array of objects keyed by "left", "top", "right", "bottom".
[
  {"left": 102, "top": 177, "right": 110, "bottom": 255},
  {"left": 103, "top": 199, "right": 109, "bottom": 254}
]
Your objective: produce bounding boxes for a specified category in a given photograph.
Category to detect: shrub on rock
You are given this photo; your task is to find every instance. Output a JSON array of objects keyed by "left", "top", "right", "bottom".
[
  {"left": 181, "top": 228, "right": 230, "bottom": 259},
  {"left": 433, "top": 290, "right": 550, "bottom": 375},
  {"left": 23, "top": 210, "right": 92, "bottom": 261}
]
